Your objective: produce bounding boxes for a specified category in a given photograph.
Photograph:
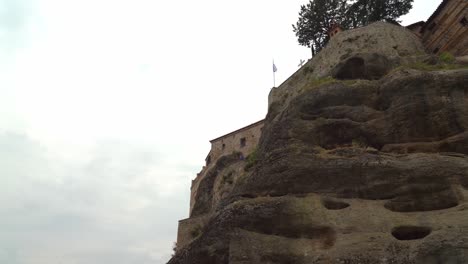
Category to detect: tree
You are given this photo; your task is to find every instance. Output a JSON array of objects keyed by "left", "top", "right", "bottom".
[
  {"left": 347, "top": 0, "right": 414, "bottom": 28},
  {"left": 293, "top": 0, "right": 413, "bottom": 55},
  {"left": 293, "top": 0, "right": 348, "bottom": 56}
]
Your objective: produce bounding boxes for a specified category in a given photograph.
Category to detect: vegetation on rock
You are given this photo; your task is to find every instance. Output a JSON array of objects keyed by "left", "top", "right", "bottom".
[
  {"left": 244, "top": 147, "right": 258, "bottom": 171},
  {"left": 439, "top": 51, "right": 455, "bottom": 63},
  {"left": 190, "top": 226, "right": 202, "bottom": 238},
  {"left": 293, "top": 0, "right": 413, "bottom": 54},
  {"left": 293, "top": 0, "right": 348, "bottom": 55}
]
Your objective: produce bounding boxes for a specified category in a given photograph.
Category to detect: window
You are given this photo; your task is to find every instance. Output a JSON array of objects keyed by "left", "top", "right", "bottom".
[
  {"left": 240, "top": 137, "right": 246, "bottom": 147},
  {"left": 461, "top": 17, "right": 467, "bottom": 26},
  {"left": 222, "top": 143, "right": 225, "bottom": 150},
  {"left": 433, "top": 47, "right": 440, "bottom": 54}
]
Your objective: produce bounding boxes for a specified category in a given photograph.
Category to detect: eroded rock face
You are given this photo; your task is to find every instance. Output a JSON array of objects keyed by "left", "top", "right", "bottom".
[
  {"left": 268, "top": 22, "right": 428, "bottom": 111},
  {"left": 169, "top": 23, "right": 468, "bottom": 264},
  {"left": 331, "top": 53, "right": 393, "bottom": 80},
  {"left": 191, "top": 154, "right": 243, "bottom": 218},
  {"left": 306, "top": 21, "right": 426, "bottom": 79}
]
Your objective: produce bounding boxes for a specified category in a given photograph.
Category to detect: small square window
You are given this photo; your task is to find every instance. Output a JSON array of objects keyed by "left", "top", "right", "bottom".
[
  {"left": 461, "top": 17, "right": 467, "bottom": 26},
  {"left": 240, "top": 138, "right": 246, "bottom": 147}
]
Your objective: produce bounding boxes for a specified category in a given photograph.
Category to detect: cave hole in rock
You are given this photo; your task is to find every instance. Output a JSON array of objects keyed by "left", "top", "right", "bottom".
[
  {"left": 244, "top": 221, "right": 336, "bottom": 244},
  {"left": 383, "top": 189, "right": 460, "bottom": 212},
  {"left": 384, "top": 198, "right": 459, "bottom": 212},
  {"left": 322, "top": 199, "right": 350, "bottom": 210},
  {"left": 241, "top": 194, "right": 257, "bottom": 199},
  {"left": 391, "top": 226, "right": 431, "bottom": 240},
  {"left": 335, "top": 57, "right": 365, "bottom": 80},
  {"left": 269, "top": 191, "right": 288, "bottom": 197}
]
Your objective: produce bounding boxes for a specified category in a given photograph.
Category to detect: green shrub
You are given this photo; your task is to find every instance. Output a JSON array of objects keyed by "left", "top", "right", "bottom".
[
  {"left": 244, "top": 148, "right": 259, "bottom": 171},
  {"left": 343, "top": 79, "right": 359, "bottom": 86},
  {"left": 407, "top": 62, "right": 438, "bottom": 71},
  {"left": 439, "top": 52, "right": 455, "bottom": 63},
  {"left": 310, "top": 77, "right": 337, "bottom": 87},
  {"left": 394, "top": 62, "right": 468, "bottom": 72},
  {"left": 190, "top": 226, "right": 202, "bottom": 238}
]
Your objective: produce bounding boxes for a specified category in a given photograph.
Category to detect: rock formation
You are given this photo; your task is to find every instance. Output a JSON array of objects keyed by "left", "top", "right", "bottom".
[{"left": 169, "top": 22, "right": 468, "bottom": 264}]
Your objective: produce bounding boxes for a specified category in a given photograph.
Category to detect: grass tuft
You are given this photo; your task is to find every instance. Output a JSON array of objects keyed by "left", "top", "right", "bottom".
[
  {"left": 394, "top": 62, "right": 468, "bottom": 72},
  {"left": 244, "top": 148, "right": 259, "bottom": 171},
  {"left": 190, "top": 226, "right": 202, "bottom": 238},
  {"left": 300, "top": 77, "right": 338, "bottom": 92},
  {"left": 439, "top": 52, "right": 455, "bottom": 63}
]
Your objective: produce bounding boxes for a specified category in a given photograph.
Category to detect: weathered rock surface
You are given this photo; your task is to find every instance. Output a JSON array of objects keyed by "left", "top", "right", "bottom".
[
  {"left": 268, "top": 22, "right": 429, "bottom": 112},
  {"left": 191, "top": 154, "right": 244, "bottom": 218},
  {"left": 169, "top": 22, "right": 468, "bottom": 264},
  {"left": 312, "top": 21, "right": 426, "bottom": 78}
]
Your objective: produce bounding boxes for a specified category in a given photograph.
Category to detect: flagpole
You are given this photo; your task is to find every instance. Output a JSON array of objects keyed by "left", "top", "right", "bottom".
[
  {"left": 273, "top": 59, "right": 276, "bottom": 87},
  {"left": 273, "top": 70, "right": 276, "bottom": 87}
]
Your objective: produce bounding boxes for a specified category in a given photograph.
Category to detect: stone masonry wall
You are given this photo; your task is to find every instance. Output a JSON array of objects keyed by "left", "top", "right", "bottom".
[
  {"left": 208, "top": 120, "right": 264, "bottom": 165},
  {"left": 420, "top": 0, "right": 468, "bottom": 56},
  {"left": 178, "top": 120, "right": 265, "bottom": 250},
  {"left": 189, "top": 120, "right": 264, "bottom": 216},
  {"left": 176, "top": 214, "right": 210, "bottom": 251}
]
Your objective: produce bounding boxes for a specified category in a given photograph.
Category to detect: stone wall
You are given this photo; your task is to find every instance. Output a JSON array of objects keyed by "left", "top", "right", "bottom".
[
  {"left": 208, "top": 120, "right": 264, "bottom": 166},
  {"left": 179, "top": 121, "right": 265, "bottom": 250},
  {"left": 189, "top": 120, "right": 264, "bottom": 215},
  {"left": 420, "top": 0, "right": 468, "bottom": 56},
  {"left": 406, "top": 21, "right": 425, "bottom": 38},
  {"left": 189, "top": 171, "right": 204, "bottom": 217},
  {"left": 176, "top": 214, "right": 210, "bottom": 250}
]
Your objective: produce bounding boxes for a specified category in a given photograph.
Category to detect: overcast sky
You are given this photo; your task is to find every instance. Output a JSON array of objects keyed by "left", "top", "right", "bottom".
[{"left": 0, "top": 0, "right": 442, "bottom": 263}]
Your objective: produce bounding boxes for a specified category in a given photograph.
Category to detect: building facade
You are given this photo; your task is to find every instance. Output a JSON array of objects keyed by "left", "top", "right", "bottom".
[
  {"left": 410, "top": 0, "right": 468, "bottom": 56},
  {"left": 189, "top": 119, "right": 264, "bottom": 216},
  {"left": 176, "top": 120, "right": 264, "bottom": 250}
]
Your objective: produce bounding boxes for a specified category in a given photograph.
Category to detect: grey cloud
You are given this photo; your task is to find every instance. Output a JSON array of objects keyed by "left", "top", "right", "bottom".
[
  {"left": 0, "top": 0, "right": 35, "bottom": 53},
  {"left": 0, "top": 0, "right": 28, "bottom": 30},
  {"left": 0, "top": 132, "right": 191, "bottom": 264}
]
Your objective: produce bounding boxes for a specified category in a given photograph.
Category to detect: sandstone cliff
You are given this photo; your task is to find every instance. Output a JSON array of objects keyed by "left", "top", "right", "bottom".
[{"left": 169, "top": 22, "right": 468, "bottom": 264}]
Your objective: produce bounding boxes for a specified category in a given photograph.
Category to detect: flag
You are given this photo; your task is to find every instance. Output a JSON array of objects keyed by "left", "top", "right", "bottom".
[{"left": 273, "top": 63, "right": 277, "bottom": 72}]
